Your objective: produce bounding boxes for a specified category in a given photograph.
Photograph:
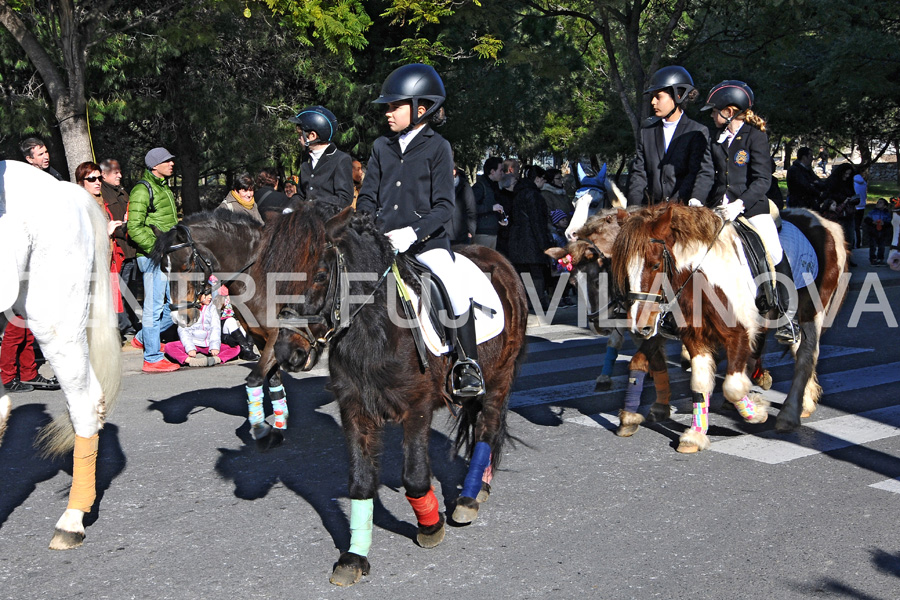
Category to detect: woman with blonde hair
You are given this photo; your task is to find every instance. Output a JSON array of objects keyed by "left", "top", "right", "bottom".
[{"left": 702, "top": 80, "right": 797, "bottom": 345}]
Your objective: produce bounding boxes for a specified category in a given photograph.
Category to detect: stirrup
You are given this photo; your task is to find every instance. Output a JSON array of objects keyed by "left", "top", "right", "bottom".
[
  {"left": 451, "top": 358, "right": 485, "bottom": 397},
  {"left": 774, "top": 318, "right": 799, "bottom": 345}
]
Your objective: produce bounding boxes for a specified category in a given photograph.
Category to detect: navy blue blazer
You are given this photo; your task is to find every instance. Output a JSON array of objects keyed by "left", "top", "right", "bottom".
[
  {"left": 356, "top": 126, "right": 454, "bottom": 254},
  {"left": 626, "top": 114, "right": 714, "bottom": 206},
  {"left": 707, "top": 123, "right": 772, "bottom": 218},
  {"left": 299, "top": 143, "right": 354, "bottom": 208}
]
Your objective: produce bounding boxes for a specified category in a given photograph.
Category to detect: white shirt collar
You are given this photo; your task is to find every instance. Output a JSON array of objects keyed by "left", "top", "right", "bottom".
[
  {"left": 309, "top": 145, "right": 327, "bottom": 168},
  {"left": 662, "top": 113, "right": 681, "bottom": 152},
  {"left": 398, "top": 126, "right": 424, "bottom": 153}
]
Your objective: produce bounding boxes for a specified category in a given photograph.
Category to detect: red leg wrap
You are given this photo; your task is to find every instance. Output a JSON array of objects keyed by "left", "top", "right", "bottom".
[{"left": 406, "top": 487, "right": 440, "bottom": 527}]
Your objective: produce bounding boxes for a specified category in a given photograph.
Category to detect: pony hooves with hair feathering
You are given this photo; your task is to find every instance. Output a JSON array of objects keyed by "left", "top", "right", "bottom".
[{"left": 676, "top": 429, "right": 711, "bottom": 454}]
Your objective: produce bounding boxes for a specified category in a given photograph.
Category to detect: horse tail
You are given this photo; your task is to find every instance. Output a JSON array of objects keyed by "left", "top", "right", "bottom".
[{"left": 38, "top": 196, "right": 122, "bottom": 457}]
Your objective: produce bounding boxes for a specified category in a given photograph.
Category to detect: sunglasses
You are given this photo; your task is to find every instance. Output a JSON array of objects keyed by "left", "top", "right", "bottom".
[{"left": 83, "top": 176, "right": 102, "bottom": 182}]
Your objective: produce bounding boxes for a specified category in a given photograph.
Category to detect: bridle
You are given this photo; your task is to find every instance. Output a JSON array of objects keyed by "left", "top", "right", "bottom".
[
  {"left": 574, "top": 240, "right": 626, "bottom": 321},
  {"left": 277, "top": 242, "right": 392, "bottom": 356},
  {"left": 626, "top": 217, "right": 726, "bottom": 336},
  {"left": 165, "top": 224, "right": 214, "bottom": 311}
]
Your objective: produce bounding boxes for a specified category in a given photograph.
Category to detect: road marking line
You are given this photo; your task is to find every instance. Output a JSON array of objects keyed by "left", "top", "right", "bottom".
[
  {"left": 711, "top": 405, "right": 900, "bottom": 464},
  {"left": 869, "top": 479, "right": 900, "bottom": 495}
]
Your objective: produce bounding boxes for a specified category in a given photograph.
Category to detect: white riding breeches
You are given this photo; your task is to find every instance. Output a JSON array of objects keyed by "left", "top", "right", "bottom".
[
  {"left": 415, "top": 248, "right": 472, "bottom": 316},
  {"left": 746, "top": 213, "right": 783, "bottom": 264}
]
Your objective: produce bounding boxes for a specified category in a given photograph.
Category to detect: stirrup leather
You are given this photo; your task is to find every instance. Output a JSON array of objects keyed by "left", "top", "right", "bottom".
[{"left": 451, "top": 358, "right": 485, "bottom": 397}]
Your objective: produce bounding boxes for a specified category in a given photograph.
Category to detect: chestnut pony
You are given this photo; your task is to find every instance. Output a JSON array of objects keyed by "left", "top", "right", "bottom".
[
  {"left": 267, "top": 205, "right": 527, "bottom": 586},
  {"left": 613, "top": 203, "right": 848, "bottom": 452},
  {"left": 547, "top": 207, "right": 772, "bottom": 437}
]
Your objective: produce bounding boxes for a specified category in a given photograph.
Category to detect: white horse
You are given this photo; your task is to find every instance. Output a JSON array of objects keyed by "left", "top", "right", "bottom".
[{"left": 0, "top": 160, "right": 121, "bottom": 549}]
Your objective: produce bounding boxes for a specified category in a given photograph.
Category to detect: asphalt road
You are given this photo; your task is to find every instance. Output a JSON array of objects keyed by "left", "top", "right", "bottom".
[{"left": 2, "top": 248, "right": 900, "bottom": 600}]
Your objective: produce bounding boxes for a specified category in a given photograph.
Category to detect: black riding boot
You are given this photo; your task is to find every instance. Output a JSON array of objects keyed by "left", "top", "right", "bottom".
[
  {"left": 452, "top": 304, "right": 486, "bottom": 397},
  {"left": 232, "top": 328, "right": 260, "bottom": 361},
  {"left": 773, "top": 258, "right": 799, "bottom": 345}
]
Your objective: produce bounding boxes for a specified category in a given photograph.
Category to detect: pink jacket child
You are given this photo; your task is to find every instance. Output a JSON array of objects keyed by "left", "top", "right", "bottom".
[{"left": 165, "top": 292, "right": 240, "bottom": 367}]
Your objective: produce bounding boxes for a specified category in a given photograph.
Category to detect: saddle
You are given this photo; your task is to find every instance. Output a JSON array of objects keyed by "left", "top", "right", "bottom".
[
  {"left": 396, "top": 254, "right": 504, "bottom": 364},
  {"left": 732, "top": 217, "right": 777, "bottom": 314}
]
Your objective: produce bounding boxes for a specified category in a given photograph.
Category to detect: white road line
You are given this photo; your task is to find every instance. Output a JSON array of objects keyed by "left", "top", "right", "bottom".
[
  {"left": 711, "top": 405, "right": 900, "bottom": 464},
  {"left": 869, "top": 479, "right": 900, "bottom": 495}
]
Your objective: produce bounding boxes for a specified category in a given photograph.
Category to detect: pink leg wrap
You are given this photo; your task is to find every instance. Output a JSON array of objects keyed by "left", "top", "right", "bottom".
[
  {"left": 735, "top": 396, "right": 757, "bottom": 421},
  {"left": 691, "top": 393, "right": 709, "bottom": 434}
]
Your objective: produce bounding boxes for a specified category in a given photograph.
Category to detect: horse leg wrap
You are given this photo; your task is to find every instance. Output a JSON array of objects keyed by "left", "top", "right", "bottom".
[
  {"left": 650, "top": 369, "right": 671, "bottom": 405},
  {"left": 623, "top": 370, "right": 646, "bottom": 414},
  {"left": 461, "top": 441, "right": 492, "bottom": 499},
  {"left": 269, "top": 385, "right": 288, "bottom": 430},
  {"left": 407, "top": 487, "right": 441, "bottom": 527},
  {"left": 245, "top": 386, "right": 265, "bottom": 427},
  {"left": 735, "top": 396, "right": 758, "bottom": 421},
  {"left": 348, "top": 498, "right": 374, "bottom": 557},
  {"left": 690, "top": 392, "right": 710, "bottom": 435},
  {"left": 602, "top": 345, "right": 618, "bottom": 376},
  {"left": 67, "top": 434, "right": 99, "bottom": 512}
]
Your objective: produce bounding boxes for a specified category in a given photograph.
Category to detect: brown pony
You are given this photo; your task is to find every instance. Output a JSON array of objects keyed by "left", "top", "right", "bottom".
[
  {"left": 613, "top": 204, "right": 848, "bottom": 452},
  {"left": 547, "top": 207, "right": 771, "bottom": 437},
  {"left": 267, "top": 205, "right": 528, "bottom": 586},
  {"left": 153, "top": 209, "right": 289, "bottom": 450}
]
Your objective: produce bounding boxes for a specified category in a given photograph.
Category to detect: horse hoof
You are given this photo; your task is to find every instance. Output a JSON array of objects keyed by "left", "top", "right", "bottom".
[
  {"left": 774, "top": 415, "right": 801, "bottom": 433},
  {"left": 255, "top": 429, "right": 284, "bottom": 452},
  {"left": 416, "top": 515, "right": 446, "bottom": 548},
  {"left": 752, "top": 370, "right": 773, "bottom": 390},
  {"left": 677, "top": 429, "right": 710, "bottom": 454},
  {"left": 49, "top": 528, "right": 84, "bottom": 550},
  {"left": 329, "top": 552, "right": 370, "bottom": 587},
  {"left": 595, "top": 375, "right": 612, "bottom": 391},
  {"left": 800, "top": 410, "right": 813, "bottom": 419},
  {"left": 452, "top": 497, "right": 480, "bottom": 524},
  {"left": 616, "top": 409, "right": 644, "bottom": 437},
  {"left": 475, "top": 483, "right": 491, "bottom": 504},
  {"left": 646, "top": 402, "right": 671, "bottom": 423}
]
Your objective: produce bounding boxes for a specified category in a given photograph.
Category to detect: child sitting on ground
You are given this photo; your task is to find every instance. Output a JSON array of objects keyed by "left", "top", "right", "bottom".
[
  {"left": 164, "top": 290, "right": 240, "bottom": 367},
  {"left": 209, "top": 275, "right": 259, "bottom": 360}
]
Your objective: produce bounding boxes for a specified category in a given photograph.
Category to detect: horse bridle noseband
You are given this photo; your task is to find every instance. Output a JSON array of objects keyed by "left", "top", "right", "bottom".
[
  {"left": 165, "top": 224, "right": 215, "bottom": 311},
  {"left": 572, "top": 239, "right": 626, "bottom": 320},
  {"left": 277, "top": 243, "right": 392, "bottom": 355}
]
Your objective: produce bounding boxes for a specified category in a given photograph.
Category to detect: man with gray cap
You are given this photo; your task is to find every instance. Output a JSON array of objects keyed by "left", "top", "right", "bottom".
[{"left": 127, "top": 147, "right": 180, "bottom": 373}]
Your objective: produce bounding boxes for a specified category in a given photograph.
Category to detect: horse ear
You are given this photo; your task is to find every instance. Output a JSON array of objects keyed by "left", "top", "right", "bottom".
[
  {"left": 325, "top": 206, "right": 354, "bottom": 239},
  {"left": 615, "top": 208, "right": 628, "bottom": 223},
  {"left": 652, "top": 204, "right": 675, "bottom": 238},
  {"left": 545, "top": 247, "right": 567, "bottom": 260}
]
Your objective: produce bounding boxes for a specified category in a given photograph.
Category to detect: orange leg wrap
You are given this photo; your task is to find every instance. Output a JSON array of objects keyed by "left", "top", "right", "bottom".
[
  {"left": 407, "top": 487, "right": 440, "bottom": 527},
  {"left": 67, "top": 434, "right": 99, "bottom": 512},
  {"left": 651, "top": 369, "right": 671, "bottom": 406}
]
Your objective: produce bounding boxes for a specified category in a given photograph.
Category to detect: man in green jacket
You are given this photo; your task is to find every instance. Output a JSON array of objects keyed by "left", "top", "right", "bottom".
[{"left": 128, "top": 147, "right": 180, "bottom": 373}]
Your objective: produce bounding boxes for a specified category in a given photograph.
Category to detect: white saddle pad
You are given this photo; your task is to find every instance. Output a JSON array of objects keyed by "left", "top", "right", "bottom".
[
  {"left": 403, "top": 253, "right": 505, "bottom": 357},
  {"left": 780, "top": 220, "right": 818, "bottom": 289}
]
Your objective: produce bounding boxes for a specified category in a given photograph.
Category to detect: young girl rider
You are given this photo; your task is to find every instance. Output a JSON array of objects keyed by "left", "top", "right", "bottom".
[
  {"left": 355, "top": 63, "right": 485, "bottom": 398},
  {"left": 702, "top": 80, "right": 798, "bottom": 345}
]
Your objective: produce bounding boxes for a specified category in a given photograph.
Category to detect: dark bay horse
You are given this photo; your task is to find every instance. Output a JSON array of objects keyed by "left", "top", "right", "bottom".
[
  {"left": 265, "top": 205, "right": 528, "bottom": 586},
  {"left": 613, "top": 204, "right": 848, "bottom": 452},
  {"left": 547, "top": 207, "right": 772, "bottom": 437},
  {"left": 153, "top": 210, "right": 288, "bottom": 449}
]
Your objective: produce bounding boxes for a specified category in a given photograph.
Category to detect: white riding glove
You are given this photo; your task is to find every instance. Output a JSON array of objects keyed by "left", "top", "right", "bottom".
[
  {"left": 688, "top": 198, "right": 703, "bottom": 208},
  {"left": 385, "top": 227, "right": 417, "bottom": 253},
  {"left": 720, "top": 199, "right": 745, "bottom": 222}
]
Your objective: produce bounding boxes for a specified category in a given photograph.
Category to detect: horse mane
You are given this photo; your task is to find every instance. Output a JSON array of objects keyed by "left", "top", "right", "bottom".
[
  {"left": 150, "top": 209, "right": 264, "bottom": 266},
  {"left": 257, "top": 203, "right": 328, "bottom": 279},
  {"left": 611, "top": 204, "right": 723, "bottom": 289}
]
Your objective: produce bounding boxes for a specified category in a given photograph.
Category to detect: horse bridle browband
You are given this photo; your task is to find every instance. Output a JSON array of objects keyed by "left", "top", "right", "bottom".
[{"left": 277, "top": 243, "right": 392, "bottom": 354}]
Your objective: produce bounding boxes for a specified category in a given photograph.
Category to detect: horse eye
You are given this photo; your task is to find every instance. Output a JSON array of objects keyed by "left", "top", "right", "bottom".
[
  {"left": 652, "top": 263, "right": 661, "bottom": 270},
  {"left": 314, "top": 270, "right": 328, "bottom": 284}
]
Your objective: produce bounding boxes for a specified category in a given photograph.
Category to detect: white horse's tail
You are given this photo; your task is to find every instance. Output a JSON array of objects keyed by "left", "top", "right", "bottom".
[{"left": 37, "top": 199, "right": 122, "bottom": 457}]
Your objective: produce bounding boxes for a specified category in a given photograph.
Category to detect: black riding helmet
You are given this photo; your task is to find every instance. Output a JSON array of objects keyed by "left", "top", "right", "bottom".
[
  {"left": 373, "top": 63, "right": 445, "bottom": 126},
  {"left": 702, "top": 80, "right": 754, "bottom": 113},
  {"left": 288, "top": 105, "right": 338, "bottom": 144},
  {"left": 644, "top": 66, "right": 695, "bottom": 105}
]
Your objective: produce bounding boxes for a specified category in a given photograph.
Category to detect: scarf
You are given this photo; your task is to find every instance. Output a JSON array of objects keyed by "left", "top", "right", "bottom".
[{"left": 231, "top": 190, "right": 255, "bottom": 210}]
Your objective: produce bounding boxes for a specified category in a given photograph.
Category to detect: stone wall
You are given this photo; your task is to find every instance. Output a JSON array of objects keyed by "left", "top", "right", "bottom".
[{"left": 868, "top": 162, "right": 898, "bottom": 182}]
